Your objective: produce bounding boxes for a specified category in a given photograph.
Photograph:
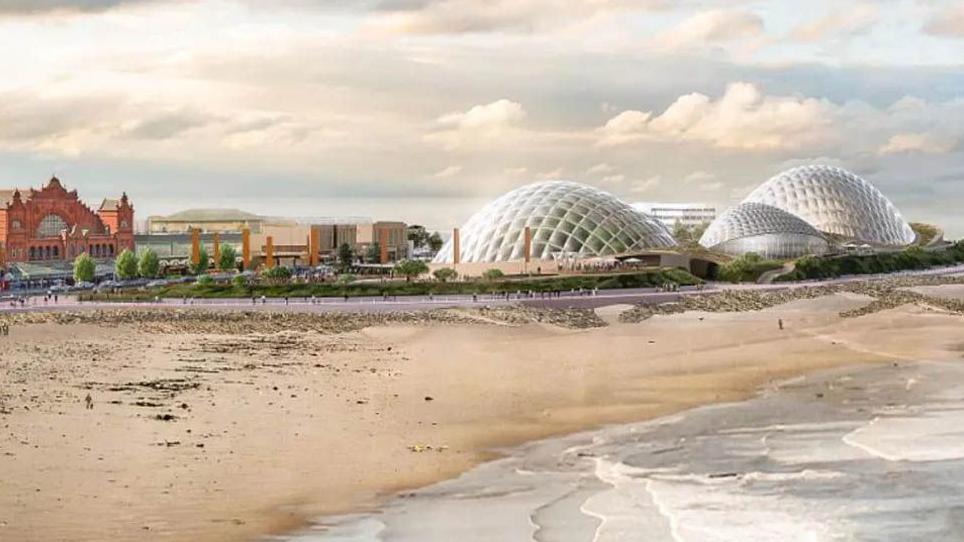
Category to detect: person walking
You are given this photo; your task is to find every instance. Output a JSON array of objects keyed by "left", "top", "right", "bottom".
[{"left": 84, "top": 393, "right": 94, "bottom": 410}]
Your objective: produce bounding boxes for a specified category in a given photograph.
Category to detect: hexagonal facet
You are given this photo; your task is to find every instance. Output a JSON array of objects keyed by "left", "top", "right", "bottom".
[
  {"left": 433, "top": 181, "right": 677, "bottom": 263},
  {"left": 744, "top": 165, "right": 915, "bottom": 246},
  {"left": 699, "top": 202, "right": 829, "bottom": 259}
]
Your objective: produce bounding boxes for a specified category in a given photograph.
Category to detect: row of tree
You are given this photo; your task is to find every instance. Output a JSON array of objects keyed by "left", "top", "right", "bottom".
[{"left": 72, "top": 245, "right": 240, "bottom": 282}]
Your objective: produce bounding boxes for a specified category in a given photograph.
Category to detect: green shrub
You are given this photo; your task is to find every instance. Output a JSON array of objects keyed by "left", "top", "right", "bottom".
[
  {"left": 73, "top": 253, "right": 96, "bottom": 283},
  {"left": 231, "top": 274, "right": 248, "bottom": 288},
  {"left": 196, "top": 274, "right": 215, "bottom": 286},
  {"left": 482, "top": 268, "right": 505, "bottom": 281},
  {"left": 138, "top": 248, "right": 160, "bottom": 278},
  {"left": 190, "top": 247, "right": 209, "bottom": 275},
  {"left": 115, "top": 249, "right": 138, "bottom": 280},
  {"left": 261, "top": 266, "right": 292, "bottom": 281},
  {"left": 219, "top": 244, "right": 238, "bottom": 271},
  {"left": 394, "top": 259, "right": 429, "bottom": 282},
  {"left": 433, "top": 267, "right": 458, "bottom": 282},
  {"left": 716, "top": 253, "right": 784, "bottom": 283}
]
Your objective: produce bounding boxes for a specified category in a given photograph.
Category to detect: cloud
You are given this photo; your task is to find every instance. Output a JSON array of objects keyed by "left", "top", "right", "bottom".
[
  {"left": 432, "top": 165, "right": 462, "bottom": 178},
  {"left": 653, "top": 9, "right": 764, "bottom": 50},
  {"left": 790, "top": 4, "right": 879, "bottom": 42},
  {"left": 878, "top": 132, "right": 957, "bottom": 155},
  {"left": 437, "top": 99, "right": 526, "bottom": 129},
  {"left": 598, "top": 82, "right": 833, "bottom": 150},
  {"left": 362, "top": 0, "right": 666, "bottom": 35},
  {"left": 923, "top": 3, "right": 964, "bottom": 38},
  {"left": 430, "top": 99, "right": 527, "bottom": 149},
  {"left": 0, "top": 0, "right": 160, "bottom": 15},
  {"left": 123, "top": 109, "right": 215, "bottom": 140},
  {"left": 587, "top": 162, "right": 615, "bottom": 174}
]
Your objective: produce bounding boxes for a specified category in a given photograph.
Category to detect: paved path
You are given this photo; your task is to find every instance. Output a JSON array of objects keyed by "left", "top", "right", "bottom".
[{"left": 1, "top": 263, "right": 962, "bottom": 315}]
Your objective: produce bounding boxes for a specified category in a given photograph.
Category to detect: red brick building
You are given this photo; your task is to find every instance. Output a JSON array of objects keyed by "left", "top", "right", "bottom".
[{"left": 0, "top": 177, "right": 134, "bottom": 264}]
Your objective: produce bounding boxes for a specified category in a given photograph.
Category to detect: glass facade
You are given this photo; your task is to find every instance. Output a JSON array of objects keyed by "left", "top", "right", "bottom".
[
  {"left": 744, "top": 165, "right": 915, "bottom": 247},
  {"left": 700, "top": 202, "right": 830, "bottom": 259},
  {"left": 434, "top": 181, "right": 677, "bottom": 264}
]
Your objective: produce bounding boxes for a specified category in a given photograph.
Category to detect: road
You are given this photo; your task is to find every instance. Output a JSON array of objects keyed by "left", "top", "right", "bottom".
[{"left": 1, "top": 263, "right": 962, "bottom": 315}]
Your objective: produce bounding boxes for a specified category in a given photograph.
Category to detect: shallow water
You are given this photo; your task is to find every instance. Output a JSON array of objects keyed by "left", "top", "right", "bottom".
[{"left": 284, "top": 361, "right": 964, "bottom": 542}]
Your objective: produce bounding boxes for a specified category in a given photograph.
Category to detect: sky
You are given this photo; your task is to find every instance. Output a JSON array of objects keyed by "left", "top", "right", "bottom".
[{"left": 0, "top": 0, "right": 962, "bottom": 236}]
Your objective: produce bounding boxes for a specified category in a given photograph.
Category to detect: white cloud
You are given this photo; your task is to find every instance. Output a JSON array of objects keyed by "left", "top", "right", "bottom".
[
  {"left": 430, "top": 99, "right": 527, "bottom": 150},
  {"left": 923, "top": 3, "right": 964, "bottom": 38},
  {"left": 879, "top": 132, "right": 957, "bottom": 155},
  {"left": 587, "top": 162, "right": 615, "bottom": 174},
  {"left": 598, "top": 82, "right": 833, "bottom": 151},
  {"left": 653, "top": 9, "right": 763, "bottom": 50},
  {"left": 536, "top": 167, "right": 564, "bottom": 179},
  {"left": 790, "top": 4, "right": 879, "bottom": 42},
  {"left": 432, "top": 165, "right": 463, "bottom": 178},
  {"left": 363, "top": 0, "right": 667, "bottom": 35},
  {"left": 437, "top": 99, "right": 526, "bottom": 129}
]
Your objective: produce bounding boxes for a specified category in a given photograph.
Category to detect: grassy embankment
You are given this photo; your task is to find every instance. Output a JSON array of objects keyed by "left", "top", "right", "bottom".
[
  {"left": 78, "top": 267, "right": 701, "bottom": 301},
  {"left": 777, "top": 242, "right": 964, "bottom": 281}
]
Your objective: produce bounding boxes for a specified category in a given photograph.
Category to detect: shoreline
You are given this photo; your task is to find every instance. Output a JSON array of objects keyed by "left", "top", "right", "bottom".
[{"left": 1, "top": 282, "right": 962, "bottom": 541}]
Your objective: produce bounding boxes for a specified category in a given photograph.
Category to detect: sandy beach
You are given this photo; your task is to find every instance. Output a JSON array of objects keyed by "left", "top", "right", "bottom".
[{"left": 1, "top": 283, "right": 963, "bottom": 541}]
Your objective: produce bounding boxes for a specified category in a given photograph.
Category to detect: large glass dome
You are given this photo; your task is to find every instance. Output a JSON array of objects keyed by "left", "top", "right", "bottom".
[
  {"left": 743, "top": 165, "right": 915, "bottom": 247},
  {"left": 433, "top": 180, "right": 677, "bottom": 263},
  {"left": 700, "top": 202, "right": 829, "bottom": 260}
]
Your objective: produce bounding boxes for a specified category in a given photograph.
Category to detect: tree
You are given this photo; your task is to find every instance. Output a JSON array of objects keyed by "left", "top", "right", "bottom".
[
  {"left": 671, "top": 220, "right": 692, "bottom": 244},
  {"left": 337, "top": 242, "right": 354, "bottom": 272},
  {"left": 262, "top": 265, "right": 292, "bottom": 282},
  {"left": 231, "top": 274, "right": 248, "bottom": 289},
  {"left": 73, "top": 253, "right": 95, "bottom": 283},
  {"left": 365, "top": 242, "right": 381, "bottom": 263},
  {"left": 190, "top": 246, "right": 209, "bottom": 275},
  {"left": 394, "top": 259, "right": 429, "bottom": 282},
  {"left": 482, "top": 268, "right": 505, "bottom": 281},
  {"left": 427, "top": 232, "right": 443, "bottom": 253},
  {"left": 138, "top": 248, "right": 160, "bottom": 279},
  {"left": 219, "top": 244, "right": 238, "bottom": 272},
  {"left": 115, "top": 249, "right": 138, "bottom": 280},
  {"left": 433, "top": 267, "right": 457, "bottom": 282},
  {"left": 407, "top": 225, "right": 429, "bottom": 249}
]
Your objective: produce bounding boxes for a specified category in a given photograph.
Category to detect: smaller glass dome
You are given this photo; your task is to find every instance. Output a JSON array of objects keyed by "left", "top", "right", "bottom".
[{"left": 700, "top": 202, "right": 829, "bottom": 260}]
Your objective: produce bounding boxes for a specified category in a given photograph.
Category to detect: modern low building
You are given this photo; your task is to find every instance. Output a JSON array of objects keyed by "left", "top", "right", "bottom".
[
  {"left": 0, "top": 176, "right": 134, "bottom": 264},
  {"left": 433, "top": 181, "right": 677, "bottom": 269},
  {"left": 699, "top": 202, "right": 830, "bottom": 260},
  {"left": 147, "top": 208, "right": 265, "bottom": 234},
  {"left": 631, "top": 202, "right": 717, "bottom": 230},
  {"left": 357, "top": 221, "right": 408, "bottom": 263}
]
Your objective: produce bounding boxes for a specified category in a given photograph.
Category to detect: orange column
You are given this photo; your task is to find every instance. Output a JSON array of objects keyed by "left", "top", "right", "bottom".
[
  {"left": 241, "top": 228, "right": 251, "bottom": 270},
  {"left": 265, "top": 236, "right": 275, "bottom": 269},
  {"left": 212, "top": 232, "right": 221, "bottom": 271},
  {"left": 379, "top": 228, "right": 389, "bottom": 264},
  {"left": 309, "top": 227, "right": 321, "bottom": 267},
  {"left": 191, "top": 228, "right": 201, "bottom": 266},
  {"left": 452, "top": 228, "right": 460, "bottom": 265}
]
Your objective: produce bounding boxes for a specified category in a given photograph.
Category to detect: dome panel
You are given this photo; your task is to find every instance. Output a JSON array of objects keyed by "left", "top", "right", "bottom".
[
  {"left": 434, "top": 181, "right": 677, "bottom": 264},
  {"left": 744, "top": 165, "right": 914, "bottom": 246},
  {"left": 700, "top": 202, "right": 829, "bottom": 260}
]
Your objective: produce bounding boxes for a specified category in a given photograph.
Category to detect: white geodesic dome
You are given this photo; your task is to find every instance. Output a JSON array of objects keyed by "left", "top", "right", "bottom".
[
  {"left": 433, "top": 181, "right": 677, "bottom": 263},
  {"left": 743, "top": 165, "right": 915, "bottom": 247},
  {"left": 699, "top": 202, "right": 829, "bottom": 259}
]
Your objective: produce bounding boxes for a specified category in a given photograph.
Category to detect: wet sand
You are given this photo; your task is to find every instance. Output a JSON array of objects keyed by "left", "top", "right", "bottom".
[{"left": 1, "top": 293, "right": 962, "bottom": 541}]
